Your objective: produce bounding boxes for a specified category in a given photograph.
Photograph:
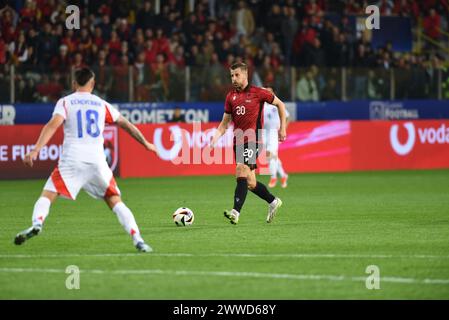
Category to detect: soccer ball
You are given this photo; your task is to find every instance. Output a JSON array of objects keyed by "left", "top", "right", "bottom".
[{"left": 172, "top": 207, "right": 194, "bottom": 226}]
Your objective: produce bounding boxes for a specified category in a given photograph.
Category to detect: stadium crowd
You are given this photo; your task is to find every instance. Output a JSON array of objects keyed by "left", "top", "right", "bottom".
[{"left": 0, "top": 0, "right": 448, "bottom": 103}]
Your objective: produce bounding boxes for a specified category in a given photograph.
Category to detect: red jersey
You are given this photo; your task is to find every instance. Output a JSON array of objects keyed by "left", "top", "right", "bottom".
[{"left": 225, "top": 85, "right": 274, "bottom": 144}]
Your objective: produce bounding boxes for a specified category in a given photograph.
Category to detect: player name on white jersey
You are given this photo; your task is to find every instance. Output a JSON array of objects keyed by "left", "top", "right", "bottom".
[{"left": 53, "top": 92, "right": 120, "bottom": 164}]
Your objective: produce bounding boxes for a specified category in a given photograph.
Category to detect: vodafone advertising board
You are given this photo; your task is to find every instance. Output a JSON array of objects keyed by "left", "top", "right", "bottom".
[
  {"left": 119, "top": 120, "right": 449, "bottom": 178},
  {"left": 351, "top": 120, "right": 449, "bottom": 170},
  {"left": 1, "top": 120, "right": 448, "bottom": 179},
  {"left": 118, "top": 123, "right": 236, "bottom": 177}
]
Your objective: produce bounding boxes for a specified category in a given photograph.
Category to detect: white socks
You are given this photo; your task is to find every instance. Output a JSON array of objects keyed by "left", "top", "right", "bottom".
[
  {"left": 269, "top": 157, "right": 287, "bottom": 179},
  {"left": 112, "top": 202, "right": 144, "bottom": 245},
  {"left": 269, "top": 157, "right": 278, "bottom": 179},
  {"left": 32, "top": 197, "right": 51, "bottom": 227},
  {"left": 277, "top": 158, "right": 286, "bottom": 178},
  {"left": 31, "top": 198, "right": 144, "bottom": 245}
]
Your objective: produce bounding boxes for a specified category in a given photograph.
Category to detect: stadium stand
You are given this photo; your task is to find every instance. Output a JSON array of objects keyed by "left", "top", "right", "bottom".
[{"left": 0, "top": 0, "right": 448, "bottom": 103}]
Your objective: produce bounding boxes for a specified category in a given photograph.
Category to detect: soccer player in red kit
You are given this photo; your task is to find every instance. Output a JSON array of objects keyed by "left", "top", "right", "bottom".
[{"left": 210, "top": 62, "right": 287, "bottom": 224}]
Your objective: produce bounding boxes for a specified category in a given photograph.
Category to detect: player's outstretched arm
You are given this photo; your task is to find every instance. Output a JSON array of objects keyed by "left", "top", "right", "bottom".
[
  {"left": 116, "top": 115, "right": 158, "bottom": 154},
  {"left": 24, "top": 114, "right": 65, "bottom": 167},
  {"left": 271, "top": 96, "right": 287, "bottom": 141},
  {"left": 210, "top": 113, "right": 232, "bottom": 148}
]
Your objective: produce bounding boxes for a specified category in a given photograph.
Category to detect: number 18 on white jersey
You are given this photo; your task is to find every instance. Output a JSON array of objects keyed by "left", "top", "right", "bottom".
[{"left": 53, "top": 92, "right": 120, "bottom": 163}]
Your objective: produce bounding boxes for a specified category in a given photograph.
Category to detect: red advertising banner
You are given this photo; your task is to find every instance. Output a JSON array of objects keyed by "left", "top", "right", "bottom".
[
  {"left": 118, "top": 123, "right": 236, "bottom": 177},
  {"left": 2, "top": 120, "right": 448, "bottom": 179},
  {"left": 119, "top": 120, "right": 449, "bottom": 178},
  {"left": 119, "top": 121, "right": 352, "bottom": 178},
  {"left": 0, "top": 125, "right": 64, "bottom": 179},
  {"left": 351, "top": 120, "right": 449, "bottom": 170},
  {"left": 0, "top": 125, "right": 119, "bottom": 179},
  {"left": 278, "top": 121, "right": 351, "bottom": 172}
]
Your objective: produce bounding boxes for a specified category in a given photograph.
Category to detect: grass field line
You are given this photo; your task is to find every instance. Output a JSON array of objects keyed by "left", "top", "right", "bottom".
[
  {"left": 1, "top": 252, "right": 449, "bottom": 259},
  {"left": 0, "top": 267, "right": 449, "bottom": 285}
]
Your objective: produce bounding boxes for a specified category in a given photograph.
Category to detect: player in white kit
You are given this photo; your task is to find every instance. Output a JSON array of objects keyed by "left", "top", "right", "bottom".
[
  {"left": 263, "top": 88, "right": 289, "bottom": 188},
  {"left": 14, "top": 68, "right": 157, "bottom": 252}
]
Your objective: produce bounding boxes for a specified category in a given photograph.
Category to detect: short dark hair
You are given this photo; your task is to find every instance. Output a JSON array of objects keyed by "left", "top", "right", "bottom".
[
  {"left": 230, "top": 62, "right": 248, "bottom": 72},
  {"left": 74, "top": 67, "right": 95, "bottom": 86}
]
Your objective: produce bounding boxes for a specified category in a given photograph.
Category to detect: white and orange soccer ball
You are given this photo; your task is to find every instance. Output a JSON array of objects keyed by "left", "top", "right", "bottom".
[{"left": 172, "top": 207, "right": 194, "bottom": 226}]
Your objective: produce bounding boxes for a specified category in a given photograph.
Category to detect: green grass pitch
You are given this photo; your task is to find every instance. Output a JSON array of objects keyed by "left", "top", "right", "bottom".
[{"left": 0, "top": 170, "right": 448, "bottom": 299}]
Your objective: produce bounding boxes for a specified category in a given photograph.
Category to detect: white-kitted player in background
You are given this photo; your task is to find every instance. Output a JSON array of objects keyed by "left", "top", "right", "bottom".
[
  {"left": 263, "top": 88, "right": 289, "bottom": 188},
  {"left": 14, "top": 67, "right": 158, "bottom": 253}
]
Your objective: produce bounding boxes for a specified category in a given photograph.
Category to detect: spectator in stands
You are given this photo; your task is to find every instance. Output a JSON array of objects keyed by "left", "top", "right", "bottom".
[
  {"left": 36, "top": 22, "right": 57, "bottom": 69},
  {"left": 408, "top": 55, "right": 427, "bottom": 99},
  {"left": 292, "top": 19, "right": 317, "bottom": 66},
  {"left": 155, "top": 28, "right": 170, "bottom": 57},
  {"left": 261, "top": 32, "right": 277, "bottom": 57},
  {"left": 134, "top": 51, "right": 150, "bottom": 102},
  {"left": 231, "top": 1, "right": 255, "bottom": 37},
  {"left": 332, "top": 33, "right": 351, "bottom": 67},
  {"left": 305, "top": 0, "right": 325, "bottom": 25},
  {"left": 266, "top": 4, "right": 283, "bottom": 38},
  {"left": 117, "top": 18, "right": 131, "bottom": 42},
  {"left": 16, "top": 78, "right": 38, "bottom": 103},
  {"left": 35, "top": 73, "right": 63, "bottom": 102},
  {"left": 426, "top": 53, "right": 444, "bottom": 98},
  {"left": 377, "top": 0, "right": 395, "bottom": 15},
  {"left": 296, "top": 68, "right": 319, "bottom": 101},
  {"left": 170, "top": 107, "right": 186, "bottom": 122},
  {"left": 0, "top": 70, "right": 8, "bottom": 103},
  {"left": 394, "top": 0, "right": 420, "bottom": 22},
  {"left": 344, "top": 0, "right": 363, "bottom": 14},
  {"left": 120, "top": 41, "right": 133, "bottom": 64},
  {"left": 0, "top": 5, "right": 18, "bottom": 38},
  {"left": 395, "top": 56, "right": 412, "bottom": 99},
  {"left": 0, "top": 31, "right": 6, "bottom": 65},
  {"left": 98, "top": 14, "right": 112, "bottom": 41},
  {"left": 321, "top": 78, "right": 339, "bottom": 101},
  {"left": 92, "top": 27, "right": 104, "bottom": 49},
  {"left": 150, "top": 53, "right": 170, "bottom": 101},
  {"left": 304, "top": 38, "right": 326, "bottom": 67},
  {"left": 205, "top": 52, "right": 225, "bottom": 85},
  {"left": 92, "top": 49, "right": 113, "bottom": 99},
  {"left": 131, "top": 30, "right": 146, "bottom": 57},
  {"left": 281, "top": 6, "right": 299, "bottom": 65},
  {"left": 9, "top": 32, "right": 29, "bottom": 65},
  {"left": 61, "top": 29, "right": 76, "bottom": 54},
  {"left": 340, "top": 15, "right": 355, "bottom": 44},
  {"left": 171, "top": 45, "right": 186, "bottom": 68},
  {"left": 144, "top": 39, "right": 158, "bottom": 65},
  {"left": 111, "top": 54, "right": 130, "bottom": 102},
  {"left": 320, "top": 19, "right": 334, "bottom": 67},
  {"left": 423, "top": 8, "right": 442, "bottom": 46},
  {"left": 108, "top": 30, "right": 122, "bottom": 65},
  {"left": 78, "top": 28, "right": 93, "bottom": 57},
  {"left": 0, "top": 0, "right": 446, "bottom": 104},
  {"left": 367, "top": 70, "right": 383, "bottom": 99},
  {"left": 442, "top": 66, "right": 449, "bottom": 99},
  {"left": 71, "top": 52, "right": 86, "bottom": 69},
  {"left": 50, "top": 45, "right": 71, "bottom": 74}
]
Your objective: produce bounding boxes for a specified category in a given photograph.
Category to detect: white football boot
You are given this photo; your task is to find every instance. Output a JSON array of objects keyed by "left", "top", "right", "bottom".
[{"left": 266, "top": 198, "right": 283, "bottom": 223}]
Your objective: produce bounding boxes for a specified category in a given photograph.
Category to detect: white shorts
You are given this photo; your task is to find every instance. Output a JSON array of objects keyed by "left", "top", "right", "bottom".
[
  {"left": 263, "top": 129, "right": 279, "bottom": 156},
  {"left": 44, "top": 158, "right": 121, "bottom": 200}
]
